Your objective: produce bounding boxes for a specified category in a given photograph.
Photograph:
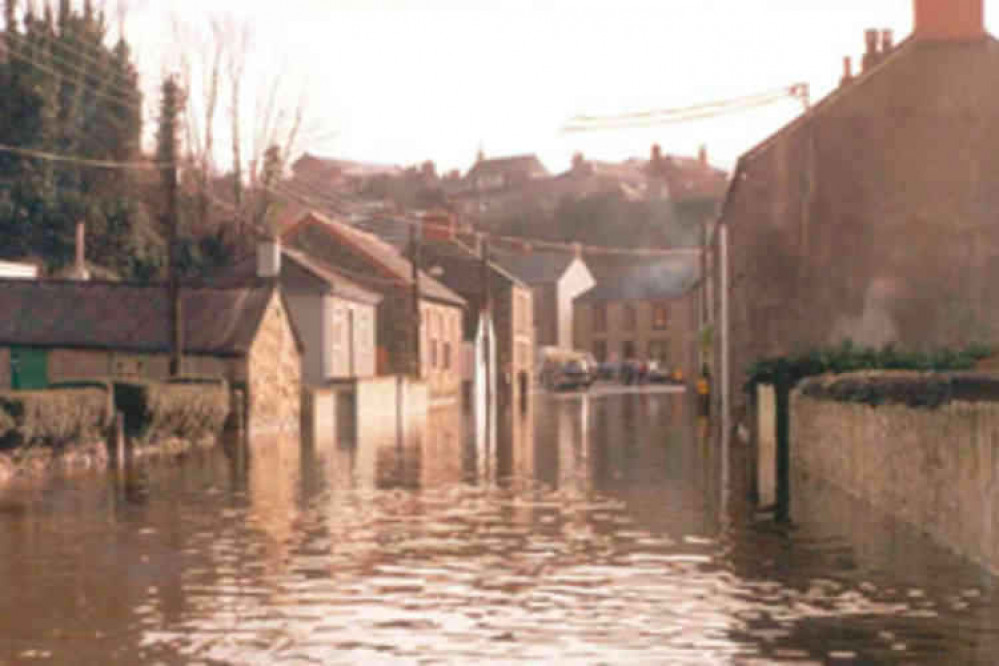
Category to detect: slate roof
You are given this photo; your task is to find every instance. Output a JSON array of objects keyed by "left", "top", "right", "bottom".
[
  {"left": 225, "top": 247, "right": 382, "bottom": 305},
  {"left": 490, "top": 249, "right": 579, "bottom": 285},
  {"left": 292, "top": 153, "right": 403, "bottom": 179},
  {"left": 419, "top": 237, "right": 527, "bottom": 297},
  {"left": 0, "top": 279, "right": 282, "bottom": 356},
  {"left": 283, "top": 211, "right": 466, "bottom": 307},
  {"left": 466, "top": 154, "right": 549, "bottom": 181},
  {"left": 576, "top": 258, "right": 699, "bottom": 303}
]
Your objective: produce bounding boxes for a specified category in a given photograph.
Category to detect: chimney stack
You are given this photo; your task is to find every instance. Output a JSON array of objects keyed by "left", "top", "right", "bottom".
[
  {"left": 841, "top": 56, "right": 854, "bottom": 86},
  {"left": 914, "top": 0, "right": 985, "bottom": 41},
  {"left": 862, "top": 28, "right": 880, "bottom": 71},
  {"left": 257, "top": 237, "right": 281, "bottom": 279},
  {"left": 650, "top": 144, "right": 663, "bottom": 164},
  {"left": 73, "top": 221, "right": 90, "bottom": 281},
  {"left": 881, "top": 29, "right": 894, "bottom": 52}
]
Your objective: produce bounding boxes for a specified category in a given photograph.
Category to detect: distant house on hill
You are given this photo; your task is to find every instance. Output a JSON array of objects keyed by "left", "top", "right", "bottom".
[
  {"left": 290, "top": 153, "right": 403, "bottom": 193},
  {"left": 283, "top": 211, "right": 466, "bottom": 398},
  {"left": 0, "top": 278, "right": 303, "bottom": 435},
  {"left": 492, "top": 248, "right": 594, "bottom": 351},
  {"left": 714, "top": 0, "right": 999, "bottom": 415},
  {"left": 574, "top": 259, "right": 699, "bottom": 377},
  {"left": 465, "top": 154, "right": 549, "bottom": 193}
]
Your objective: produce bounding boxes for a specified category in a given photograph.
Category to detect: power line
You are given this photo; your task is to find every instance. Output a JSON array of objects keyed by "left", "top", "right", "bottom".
[
  {"left": 4, "top": 46, "right": 146, "bottom": 115},
  {"left": 4, "top": 33, "right": 145, "bottom": 112},
  {"left": 562, "top": 84, "right": 809, "bottom": 133},
  {"left": 0, "top": 143, "right": 170, "bottom": 170}
]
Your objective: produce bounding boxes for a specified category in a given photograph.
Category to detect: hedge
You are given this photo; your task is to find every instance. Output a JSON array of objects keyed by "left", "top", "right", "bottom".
[
  {"left": 745, "top": 341, "right": 993, "bottom": 392},
  {"left": 112, "top": 378, "right": 229, "bottom": 446},
  {"left": 0, "top": 388, "right": 113, "bottom": 450}
]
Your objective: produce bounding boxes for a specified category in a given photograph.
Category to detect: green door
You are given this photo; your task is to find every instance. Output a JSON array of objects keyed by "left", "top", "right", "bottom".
[{"left": 11, "top": 347, "right": 49, "bottom": 390}]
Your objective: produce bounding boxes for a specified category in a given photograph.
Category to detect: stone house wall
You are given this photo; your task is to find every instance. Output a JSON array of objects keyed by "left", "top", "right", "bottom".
[
  {"left": 419, "top": 299, "right": 463, "bottom": 399},
  {"left": 791, "top": 385, "right": 999, "bottom": 576},
  {"left": 718, "top": 39, "right": 999, "bottom": 418},
  {"left": 246, "top": 291, "right": 302, "bottom": 436}
]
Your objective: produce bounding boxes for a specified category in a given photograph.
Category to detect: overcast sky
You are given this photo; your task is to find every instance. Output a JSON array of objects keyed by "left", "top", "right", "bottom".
[{"left": 116, "top": 0, "right": 996, "bottom": 174}]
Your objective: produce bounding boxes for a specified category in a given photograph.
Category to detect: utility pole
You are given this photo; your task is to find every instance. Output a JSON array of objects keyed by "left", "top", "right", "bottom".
[
  {"left": 410, "top": 219, "right": 422, "bottom": 378},
  {"left": 158, "top": 75, "right": 183, "bottom": 377},
  {"left": 480, "top": 233, "right": 493, "bottom": 447}
]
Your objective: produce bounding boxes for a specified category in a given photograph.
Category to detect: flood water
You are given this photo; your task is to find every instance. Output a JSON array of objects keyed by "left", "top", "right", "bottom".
[{"left": 1, "top": 391, "right": 998, "bottom": 665}]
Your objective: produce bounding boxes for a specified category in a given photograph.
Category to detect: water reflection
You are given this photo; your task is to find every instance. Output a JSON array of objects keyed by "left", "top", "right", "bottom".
[{"left": 0, "top": 392, "right": 997, "bottom": 664}]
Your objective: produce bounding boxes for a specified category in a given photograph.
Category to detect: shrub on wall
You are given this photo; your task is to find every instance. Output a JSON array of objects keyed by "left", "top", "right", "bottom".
[
  {"left": 745, "top": 340, "right": 993, "bottom": 391},
  {"left": 113, "top": 378, "right": 229, "bottom": 446},
  {"left": 0, "top": 388, "right": 112, "bottom": 450}
]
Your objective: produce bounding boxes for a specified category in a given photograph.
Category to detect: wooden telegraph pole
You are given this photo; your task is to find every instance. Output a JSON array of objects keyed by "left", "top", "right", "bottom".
[
  {"left": 480, "top": 234, "right": 492, "bottom": 425},
  {"left": 158, "top": 76, "right": 184, "bottom": 377},
  {"left": 410, "top": 218, "right": 422, "bottom": 378}
]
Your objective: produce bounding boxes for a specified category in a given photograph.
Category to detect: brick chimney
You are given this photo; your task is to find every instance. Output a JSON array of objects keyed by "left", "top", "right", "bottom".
[
  {"left": 257, "top": 237, "right": 281, "bottom": 278},
  {"left": 914, "top": 0, "right": 985, "bottom": 41},
  {"left": 862, "top": 28, "right": 880, "bottom": 71},
  {"left": 881, "top": 29, "right": 895, "bottom": 52},
  {"left": 840, "top": 56, "right": 854, "bottom": 86},
  {"left": 72, "top": 221, "right": 90, "bottom": 281}
]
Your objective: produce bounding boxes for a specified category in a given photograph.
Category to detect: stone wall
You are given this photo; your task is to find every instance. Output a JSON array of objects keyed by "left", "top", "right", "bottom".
[
  {"left": 719, "top": 39, "right": 999, "bottom": 417},
  {"left": 0, "top": 347, "right": 240, "bottom": 390},
  {"left": 247, "top": 291, "right": 302, "bottom": 436},
  {"left": 791, "top": 376, "right": 999, "bottom": 576}
]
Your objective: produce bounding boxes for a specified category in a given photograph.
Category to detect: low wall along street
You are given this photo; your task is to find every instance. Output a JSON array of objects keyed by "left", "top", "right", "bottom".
[{"left": 790, "top": 372, "right": 999, "bottom": 576}]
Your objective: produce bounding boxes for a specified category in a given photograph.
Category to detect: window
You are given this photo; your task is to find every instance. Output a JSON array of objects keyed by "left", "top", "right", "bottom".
[
  {"left": 443, "top": 342, "right": 452, "bottom": 370},
  {"left": 431, "top": 339, "right": 439, "bottom": 369},
  {"left": 593, "top": 304, "right": 607, "bottom": 332},
  {"left": 594, "top": 340, "right": 608, "bottom": 362},
  {"left": 623, "top": 304, "right": 637, "bottom": 331},
  {"left": 653, "top": 303, "right": 669, "bottom": 330},
  {"left": 649, "top": 340, "right": 669, "bottom": 365},
  {"left": 622, "top": 340, "right": 636, "bottom": 360}
]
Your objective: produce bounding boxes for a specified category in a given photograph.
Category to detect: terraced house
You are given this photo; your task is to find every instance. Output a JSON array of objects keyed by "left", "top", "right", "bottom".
[
  {"left": 283, "top": 211, "right": 466, "bottom": 398},
  {"left": 574, "top": 259, "right": 698, "bottom": 377}
]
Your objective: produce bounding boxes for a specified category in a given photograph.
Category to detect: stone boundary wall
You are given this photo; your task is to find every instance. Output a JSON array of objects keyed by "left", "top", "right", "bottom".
[{"left": 791, "top": 372, "right": 999, "bottom": 576}]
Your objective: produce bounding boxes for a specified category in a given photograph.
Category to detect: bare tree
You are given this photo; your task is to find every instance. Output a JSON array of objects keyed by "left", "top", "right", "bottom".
[{"left": 166, "top": 12, "right": 321, "bottom": 248}]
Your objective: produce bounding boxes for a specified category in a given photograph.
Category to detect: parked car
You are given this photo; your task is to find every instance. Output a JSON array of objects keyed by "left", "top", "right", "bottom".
[
  {"left": 596, "top": 361, "right": 620, "bottom": 381},
  {"left": 647, "top": 361, "right": 672, "bottom": 383},
  {"left": 538, "top": 347, "right": 596, "bottom": 391}
]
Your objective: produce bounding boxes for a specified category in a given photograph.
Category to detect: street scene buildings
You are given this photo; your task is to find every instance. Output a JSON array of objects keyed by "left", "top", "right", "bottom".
[{"left": 5, "top": 0, "right": 999, "bottom": 663}]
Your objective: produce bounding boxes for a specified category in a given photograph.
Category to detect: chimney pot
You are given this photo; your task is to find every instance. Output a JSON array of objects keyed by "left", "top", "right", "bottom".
[
  {"left": 914, "top": 0, "right": 985, "bottom": 41},
  {"left": 257, "top": 238, "right": 281, "bottom": 279},
  {"left": 698, "top": 145, "right": 708, "bottom": 166}
]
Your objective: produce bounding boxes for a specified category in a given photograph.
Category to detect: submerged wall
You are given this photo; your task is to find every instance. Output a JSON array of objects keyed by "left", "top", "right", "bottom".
[{"left": 790, "top": 372, "right": 999, "bottom": 576}]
